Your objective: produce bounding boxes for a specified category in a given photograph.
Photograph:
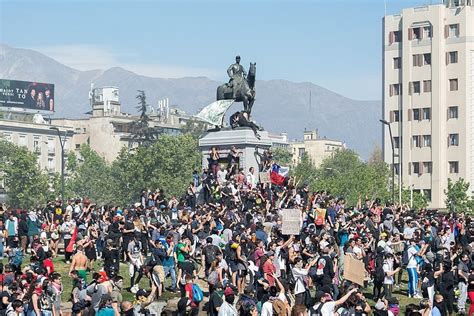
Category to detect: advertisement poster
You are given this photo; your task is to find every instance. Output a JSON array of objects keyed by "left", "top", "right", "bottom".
[{"left": 0, "top": 79, "right": 55, "bottom": 112}]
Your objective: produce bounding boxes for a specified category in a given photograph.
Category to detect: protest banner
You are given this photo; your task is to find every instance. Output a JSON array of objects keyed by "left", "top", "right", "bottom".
[
  {"left": 281, "top": 209, "right": 301, "bottom": 235},
  {"left": 259, "top": 171, "right": 271, "bottom": 184},
  {"left": 343, "top": 254, "right": 366, "bottom": 286}
]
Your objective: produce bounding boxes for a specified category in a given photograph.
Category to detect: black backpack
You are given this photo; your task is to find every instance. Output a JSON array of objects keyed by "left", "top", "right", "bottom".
[
  {"left": 375, "top": 264, "right": 385, "bottom": 283},
  {"left": 204, "top": 245, "right": 218, "bottom": 265},
  {"left": 225, "top": 242, "right": 237, "bottom": 262}
]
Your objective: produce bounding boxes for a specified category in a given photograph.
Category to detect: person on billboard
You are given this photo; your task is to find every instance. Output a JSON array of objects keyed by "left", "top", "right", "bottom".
[
  {"left": 25, "top": 88, "right": 37, "bottom": 108},
  {"left": 45, "top": 87, "right": 54, "bottom": 111},
  {"left": 36, "top": 92, "right": 46, "bottom": 109}
]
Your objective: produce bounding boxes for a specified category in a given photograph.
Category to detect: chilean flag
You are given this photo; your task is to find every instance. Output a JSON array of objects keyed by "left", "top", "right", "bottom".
[{"left": 270, "top": 163, "right": 289, "bottom": 186}]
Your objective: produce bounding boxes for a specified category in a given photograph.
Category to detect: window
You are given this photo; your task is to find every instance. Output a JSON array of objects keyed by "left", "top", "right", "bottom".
[
  {"left": 409, "top": 81, "right": 421, "bottom": 94},
  {"left": 388, "top": 31, "right": 402, "bottom": 44},
  {"left": 423, "top": 53, "right": 431, "bottom": 65},
  {"left": 18, "top": 135, "right": 27, "bottom": 148},
  {"left": 449, "top": 79, "right": 458, "bottom": 91},
  {"left": 75, "top": 144, "right": 81, "bottom": 150},
  {"left": 413, "top": 108, "right": 421, "bottom": 121},
  {"left": 423, "top": 80, "right": 432, "bottom": 93},
  {"left": 423, "top": 135, "right": 431, "bottom": 147},
  {"left": 47, "top": 158, "right": 55, "bottom": 172},
  {"left": 47, "top": 138, "right": 55, "bottom": 154},
  {"left": 447, "top": 51, "right": 458, "bottom": 64},
  {"left": 423, "top": 189, "right": 432, "bottom": 202},
  {"left": 413, "top": 54, "right": 430, "bottom": 67},
  {"left": 422, "top": 108, "right": 431, "bottom": 120},
  {"left": 449, "top": 133, "right": 459, "bottom": 146},
  {"left": 413, "top": 27, "right": 421, "bottom": 40},
  {"left": 393, "top": 57, "right": 401, "bottom": 69},
  {"left": 33, "top": 137, "right": 40, "bottom": 153},
  {"left": 390, "top": 84, "right": 402, "bottom": 96},
  {"left": 394, "top": 163, "right": 400, "bottom": 175},
  {"left": 449, "top": 161, "right": 459, "bottom": 173},
  {"left": 423, "top": 162, "right": 432, "bottom": 174},
  {"left": 413, "top": 54, "right": 422, "bottom": 67},
  {"left": 413, "top": 162, "right": 420, "bottom": 174},
  {"left": 393, "top": 137, "right": 400, "bottom": 149},
  {"left": 390, "top": 110, "right": 400, "bottom": 122},
  {"left": 413, "top": 135, "right": 421, "bottom": 148},
  {"left": 446, "top": 24, "right": 460, "bottom": 38},
  {"left": 298, "top": 148, "right": 305, "bottom": 157},
  {"left": 448, "top": 106, "right": 458, "bottom": 119},
  {"left": 2, "top": 133, "right": 12, "bottom": 142},
  {"left": 423, "top": 26, "right": 432, "bottom": 38}
]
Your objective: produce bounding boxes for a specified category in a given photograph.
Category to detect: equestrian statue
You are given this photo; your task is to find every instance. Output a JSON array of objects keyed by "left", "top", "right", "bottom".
[{"left": 217, "top": 56, "right": 256, "bottom": 116}]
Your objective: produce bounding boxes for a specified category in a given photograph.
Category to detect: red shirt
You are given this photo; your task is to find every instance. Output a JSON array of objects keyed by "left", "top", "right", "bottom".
[
  {"left": 43, "top": 259, "right": 54, "bottom": 275},
  {"left": 185, "top": 283, "right": 198, "bottom": 307},
  {"left": 263, "top": 259, "right": 276, "bottom": 286}
]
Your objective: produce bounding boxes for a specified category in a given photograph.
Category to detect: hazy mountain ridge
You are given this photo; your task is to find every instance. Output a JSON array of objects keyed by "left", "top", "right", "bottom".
[{"left": 0, "top": 44, "right": 381, "bottom": 158}]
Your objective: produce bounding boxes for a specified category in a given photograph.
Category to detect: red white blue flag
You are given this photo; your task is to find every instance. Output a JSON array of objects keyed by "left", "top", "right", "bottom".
[{"left": 270, "top": 163, "right": 289, "bottom": 186}]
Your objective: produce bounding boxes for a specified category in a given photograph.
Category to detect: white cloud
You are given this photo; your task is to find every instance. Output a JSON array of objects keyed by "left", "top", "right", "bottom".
[{"left": 28, "top": 44, "right": 220, "bottom": 79}]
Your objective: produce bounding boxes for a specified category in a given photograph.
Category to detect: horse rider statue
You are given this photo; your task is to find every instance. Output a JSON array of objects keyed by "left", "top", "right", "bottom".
[{"left": 227, "top": 55, "right": 247, "bottom": 99}]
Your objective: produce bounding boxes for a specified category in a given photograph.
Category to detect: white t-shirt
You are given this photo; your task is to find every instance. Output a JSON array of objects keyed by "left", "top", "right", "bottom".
[
  {"left": 407, "top": 245, "right": 418, "bottom": 269},
  {"left": 383, "top": 261, "right": 394, "bottom": 284},
  {"left": 217, "top": 169, "right": 228, "bottom": 184},
  {"left": 291, "top": 267, "right": 308, "bottom": 295},
  {"left": 261, "top": 293, "right": 286, "bottom": 316},
  {"left": 312, "top": 301, "right": 336, "bottom": 316}
]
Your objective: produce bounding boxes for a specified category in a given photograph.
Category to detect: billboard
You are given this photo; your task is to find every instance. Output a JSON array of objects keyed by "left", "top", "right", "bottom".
[{"left": 0, "top": 79, "right": 55, "bottom": 112}]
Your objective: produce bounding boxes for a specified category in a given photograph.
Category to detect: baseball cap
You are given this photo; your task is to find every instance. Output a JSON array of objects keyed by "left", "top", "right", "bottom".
[{"left": 224, "top": 287, "right": 234, "bottom": 296}]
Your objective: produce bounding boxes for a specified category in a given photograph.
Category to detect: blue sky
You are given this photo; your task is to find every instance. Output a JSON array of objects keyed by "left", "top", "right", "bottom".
[{"left": 0, "top": 0, "right": 438, "bottom": 100}]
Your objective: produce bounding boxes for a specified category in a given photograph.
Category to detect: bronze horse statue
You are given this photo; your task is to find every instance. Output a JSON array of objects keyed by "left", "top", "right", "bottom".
[{"left": 217, "top": 62, "right": 256, "bottom": 115}]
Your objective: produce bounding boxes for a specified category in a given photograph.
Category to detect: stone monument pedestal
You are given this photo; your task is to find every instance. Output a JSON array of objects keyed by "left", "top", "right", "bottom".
[{"left": 198, "top": 127, "right": 272, "bottom": 174}]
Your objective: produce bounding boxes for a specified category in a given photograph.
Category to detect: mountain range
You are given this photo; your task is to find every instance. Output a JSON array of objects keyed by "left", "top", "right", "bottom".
[{"left": 0, "top": 44, "right": 381, "bottom": 158}]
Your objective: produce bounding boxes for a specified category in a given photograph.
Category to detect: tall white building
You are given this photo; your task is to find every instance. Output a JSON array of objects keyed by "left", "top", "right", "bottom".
[{"left": 382, "top": 0, "right": 474, "bottom": 209}]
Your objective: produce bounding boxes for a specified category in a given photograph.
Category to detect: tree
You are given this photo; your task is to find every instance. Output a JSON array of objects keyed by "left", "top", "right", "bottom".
[
  {"left": 444, "top": 178, "right": 474, "bottom": 212},
  {"left": 129, "top": 90, "right": 161, "bottom": 147},
  {"left": 368, "top": 145, "right": 383, "bottom": 165},
  {"left": 0, "top": 139, "right": 50, "bottom": 209},
  {"left": 66, "top": 145, "right": 115, "bottom": 205},
  {"left": 111, "top": 134, "right": 201, "bottom": 203},
  {"left": 181, "top": 119, "right": 208, "bottom": 139},
  {"left": 311, "top": 149, "right": 391, "bottom": 206},
  {"left": 272, "top": 147, "right": 292, "bottom": 166},
  {"left": 292, "top": 153, "right": 318, "bottom": 187},
  {"left": 398, "top": 186, "right": 428, "bottom": 210}
]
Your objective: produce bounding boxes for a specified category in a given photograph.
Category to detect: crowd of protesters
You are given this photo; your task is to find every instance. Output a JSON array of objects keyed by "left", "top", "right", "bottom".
[{"left": 0, "top": 147, "right": 473, "bottom": 316}]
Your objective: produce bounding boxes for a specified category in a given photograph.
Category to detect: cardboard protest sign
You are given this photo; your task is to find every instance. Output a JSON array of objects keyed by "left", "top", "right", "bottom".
[
  {"left": 259, "top": 172, "right": 271, "bottom": 184},
  {"left": 281, "top": 209, "right": 301, "bottom": 235},
  {"left": 343, "top": 254, "right": 366, "bottom": 286}
]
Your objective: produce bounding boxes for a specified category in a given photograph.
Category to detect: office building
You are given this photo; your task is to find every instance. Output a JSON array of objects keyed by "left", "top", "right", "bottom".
[
  {"left": 291, "top": 130, "right": 344, "bottom": 167},
  {"left": 382, "top": 0, "right": 474, "bottom": 208}
]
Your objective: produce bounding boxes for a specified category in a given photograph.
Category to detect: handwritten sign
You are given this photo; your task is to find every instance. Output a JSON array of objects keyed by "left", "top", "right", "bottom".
[
  {"left": 343, "top": 254, "right": 366, "bottom": 286},
  {"left": 281, "top": 209, "right": 301, "bottom": 235},
  {"left": 259, "top": 172, "right": 271, "bottom": 184}
]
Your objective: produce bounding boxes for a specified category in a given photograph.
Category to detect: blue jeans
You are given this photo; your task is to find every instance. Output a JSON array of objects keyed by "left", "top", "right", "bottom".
[
  {"left": 407, "top": 267, "right": 418, "bottom": 296},
  {"left": 0, "top": 240, "right": 4, "bottom": 258},
  {"left": 163, "top": 265, "right": 177, "bottom": 290}
]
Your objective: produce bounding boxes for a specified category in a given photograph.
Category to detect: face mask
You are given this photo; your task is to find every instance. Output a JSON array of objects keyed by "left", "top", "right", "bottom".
[{"left": 225, "top": 294, "right": 235, "bottom": 304}]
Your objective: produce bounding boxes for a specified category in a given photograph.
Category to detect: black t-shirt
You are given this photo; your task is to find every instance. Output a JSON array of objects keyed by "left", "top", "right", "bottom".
[
  {"left": 123, "top": 221, "right": 134, "bottom": 239},
  {"left": 208, "top": 291, "right": 223, "bottom": 316},
  {"left": 0, "top": 291, "right": 11, "bottom": 310}
]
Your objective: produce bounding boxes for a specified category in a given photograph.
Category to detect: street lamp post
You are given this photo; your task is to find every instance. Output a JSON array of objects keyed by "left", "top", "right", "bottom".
[
  {"left": 380, "top": 119, "right": 395, "bottom": 204},
  {"left": 50, "top": 127, "right": 67, "bottom": 201}
]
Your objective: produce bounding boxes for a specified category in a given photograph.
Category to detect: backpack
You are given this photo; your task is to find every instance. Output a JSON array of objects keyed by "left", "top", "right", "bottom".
[
  {"left": 225, "top": 242, "right": 237, "bottom": 262},
  {"left": 375, "top": 264, "right": 385, "bottom": 283},
  {"left": 272, "top": 299, "right": 287, "bottom": 316},
  {"left": 310, "top": 302, "right": 325, "bottom": 316},
  {"left": 286, "top": 267, "right": 296, "bottom": 290},
  {"left": 191, "top": 284, "right": 203, "bottom": 303},
  {"left": 11, "top": 249, "right": 23, "bottom": 267},
  {"left": 204, "top": 245, "right": 217, "bottom": 265},
  {"left": 401, "top": 243, "right": 410, "bottom": 267}
]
